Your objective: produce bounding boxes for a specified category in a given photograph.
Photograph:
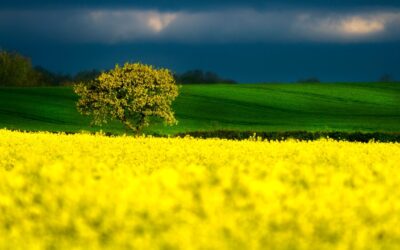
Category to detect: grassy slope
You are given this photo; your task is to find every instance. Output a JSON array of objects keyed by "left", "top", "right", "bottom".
[{"left": 0, "top": 83, "right": 399, "bottom": 135}]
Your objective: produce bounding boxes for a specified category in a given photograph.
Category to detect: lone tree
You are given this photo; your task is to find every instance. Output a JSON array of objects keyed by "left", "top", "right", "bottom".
[{"left": 74, "top": 63, "right": 179, "bottom": 134}]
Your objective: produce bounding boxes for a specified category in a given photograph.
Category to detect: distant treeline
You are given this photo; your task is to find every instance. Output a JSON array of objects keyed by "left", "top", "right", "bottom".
[
  {"left": 0, "top": 50, "right": 101, "bottom": 87},
  {"left": 1, "top": 49, "right": 398, "bottom": 86},
  {"left": 33, "top": 67, "right": 101, "bottom": 86},
  {"left": 0, "top": 50, "right": 236, "bottom": 86},
  {"left": 174, "top": 70, "right": 236, "bottom": 84},
  {"left": 296, "top": 75, "right": 398, "bottom": 84}
]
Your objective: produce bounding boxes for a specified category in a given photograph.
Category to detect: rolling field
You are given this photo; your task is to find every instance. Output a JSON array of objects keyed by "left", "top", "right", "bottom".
[
  {"left": 0, "top": 83, "right": 399, "bottom": 134},
  {"left": 1, "top": 130, "right": 400, "bottom": 249}
]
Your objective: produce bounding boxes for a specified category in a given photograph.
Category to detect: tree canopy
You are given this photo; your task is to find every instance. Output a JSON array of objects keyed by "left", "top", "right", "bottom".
[{"left": 74, "top": 63, "right": 179, "bottom": 134}]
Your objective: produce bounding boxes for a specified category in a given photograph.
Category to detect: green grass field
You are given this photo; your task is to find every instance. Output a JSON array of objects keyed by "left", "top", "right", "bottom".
[{"left": 0, "top": 83, "right": 399, "bottom": 135}]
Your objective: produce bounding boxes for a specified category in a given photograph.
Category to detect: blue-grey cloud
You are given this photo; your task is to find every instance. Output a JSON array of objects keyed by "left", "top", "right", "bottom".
[{"left": 1, "top": 8, "right": 400, "bottom": 44}]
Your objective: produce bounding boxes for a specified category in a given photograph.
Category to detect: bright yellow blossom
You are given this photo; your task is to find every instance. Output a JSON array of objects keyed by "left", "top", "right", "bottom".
[{"left": 0, "top": 129, "right": 400, "bottom": 249}]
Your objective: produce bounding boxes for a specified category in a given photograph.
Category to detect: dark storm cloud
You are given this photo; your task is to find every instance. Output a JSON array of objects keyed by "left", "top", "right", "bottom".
[
  {"left": 1, "top": 0, "right": 400, "bottom": 10},
  {"left": 1, "top": 0, "right": 400, "bottom": 44},
  {"left": 1, "top": 8, "right": 400, "bottom": 43}
]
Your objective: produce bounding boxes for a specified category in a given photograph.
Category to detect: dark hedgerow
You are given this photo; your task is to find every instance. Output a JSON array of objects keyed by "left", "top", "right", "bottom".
[
  {"left": 4, "top": 128, "right": 400, "bottom": 142},
  {"left": 174, "top": 130, "right": 400, "bottom": 142}
]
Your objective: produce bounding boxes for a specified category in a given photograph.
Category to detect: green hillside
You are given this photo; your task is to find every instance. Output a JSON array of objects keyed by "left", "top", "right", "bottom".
[{"left": 0, "top": 83, "right": 399, "bottom": 135}]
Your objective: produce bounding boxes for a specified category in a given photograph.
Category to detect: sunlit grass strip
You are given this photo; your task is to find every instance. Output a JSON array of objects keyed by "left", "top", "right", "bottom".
[{"left": 1, "top": 129, "right": 400, "bottom": 249}]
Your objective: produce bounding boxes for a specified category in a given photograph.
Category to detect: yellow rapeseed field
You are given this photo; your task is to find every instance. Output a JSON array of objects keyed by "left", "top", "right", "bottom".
[{"left": 1, "top": 129, "right": 400, "bottom": 250}]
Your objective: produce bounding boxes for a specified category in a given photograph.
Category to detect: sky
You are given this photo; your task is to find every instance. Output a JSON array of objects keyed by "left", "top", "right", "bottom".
[{"left": 1, "top": 0, "right": 399, "bottom": 82}]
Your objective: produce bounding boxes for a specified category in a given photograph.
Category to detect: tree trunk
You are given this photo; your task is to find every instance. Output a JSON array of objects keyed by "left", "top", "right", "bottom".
[
  {"left": 121, "top": 117, "right": 137, "bottom": 134},
  {"left": 121, "top": 113, "right": 145, "bottom": 136},
  {"left": 134, "top": 113, "right": 145, "bottom": 135}
]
